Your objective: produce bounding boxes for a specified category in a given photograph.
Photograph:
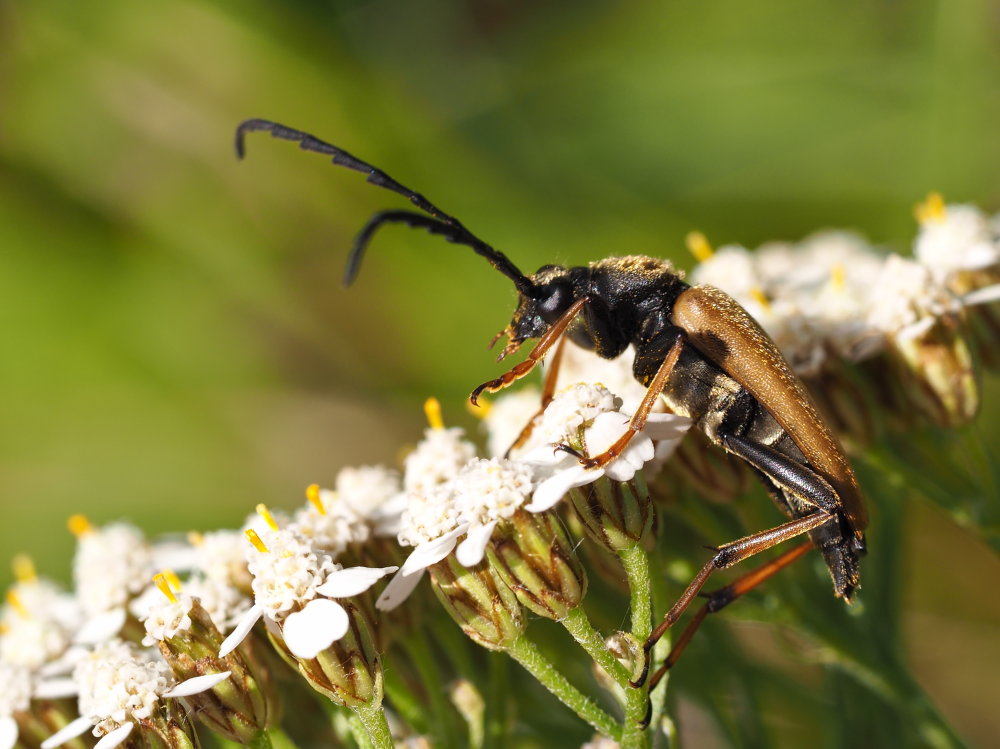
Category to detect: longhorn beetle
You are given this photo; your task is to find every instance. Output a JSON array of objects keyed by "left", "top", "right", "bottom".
[{"left": 235, "top": 118, "right": 868, "bottom": 690}]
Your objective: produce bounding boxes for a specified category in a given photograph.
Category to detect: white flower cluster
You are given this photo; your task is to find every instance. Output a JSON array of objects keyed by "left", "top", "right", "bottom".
[
  {"left": 689, "top": 199, "right": 1000, "bottom": 378},
  {"left": 74, "top": 640, "right": 172, "bottom": 736},
  {"left": 377, "top": 386, "right": 692, "bottom": 611}
]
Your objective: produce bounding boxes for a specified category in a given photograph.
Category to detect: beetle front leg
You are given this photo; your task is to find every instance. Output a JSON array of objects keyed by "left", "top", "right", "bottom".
[{"left": 470, "top": 297, "right": 589, "bottom": 405}]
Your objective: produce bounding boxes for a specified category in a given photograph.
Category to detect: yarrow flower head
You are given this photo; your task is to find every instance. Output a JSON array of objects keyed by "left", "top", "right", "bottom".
[
  {"left": 520, "top": 383, "right": 691, "bottom": 512},
  {"left": 0, "top": 662, "right": 32, "bottom": 749},
  {"left": 189, "top": 530, "right": 253, "bottom": 592},
  {"left": 219, "top": 507, "right": 396, "bottom": 661},
  {"left": 41, "top": 639, "right": 228, "bottom": 749},
  {"left": 293, "top": 466, "right": 406, "bottom": 555},
  {"left": 403, "top": 399, "right": 478, "bottom": 494},
  {"left": 913, "top": 194, "right": 1000, "bottom": 279},
  {"left": 70, "top": 517, "right": 154, "bottom": 643}
]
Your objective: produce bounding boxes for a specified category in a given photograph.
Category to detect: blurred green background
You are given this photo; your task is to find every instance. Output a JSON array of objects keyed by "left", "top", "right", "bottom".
[{"left": 2, "top": 0, "right": 1000, "bottom": 745}]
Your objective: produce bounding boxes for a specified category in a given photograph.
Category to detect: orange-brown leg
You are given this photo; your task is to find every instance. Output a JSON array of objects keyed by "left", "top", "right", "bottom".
[
  {"left": 470, "top": 297, "right": 589, "bottom": 405},
  {"left": 577, "top": 329, "right": 686, "bottom": 469},
  {"left": 631, "top": 510, "right": 832, "bottom": 688},
  {"left": 647, "top": 540, "right": 813, "bottom": 690},
  {"left": 503, "top": 336, "right": 569, "bottom": 457}
]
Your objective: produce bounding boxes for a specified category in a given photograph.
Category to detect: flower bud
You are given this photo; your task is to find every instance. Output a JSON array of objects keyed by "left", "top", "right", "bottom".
[
  {"left": 883, "top": 318, "right": 979, "bottom": 429},
  {"left": 568, "top": 473, "right": 653, "bottom": 552},
  {"left": 152, "top": 598, "right": 272, "bottom": 744},
  {"left": 429, "top": 556, "right": 524, "bottom": 651},
  {"left": 486, "top": 508, "right": 587, "bottom": 620},
  {"left": 269, "top": 600, "right": 383, "bottom": 709}
]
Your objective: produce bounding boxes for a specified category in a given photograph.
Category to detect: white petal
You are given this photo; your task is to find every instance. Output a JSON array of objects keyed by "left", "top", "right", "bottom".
[
  {"left": 281, "top": 599, "right": 349, "bottom": 658},
  {"left": 585, "top": 411, "right": 631, "bottom": 454},
  {"left": 643, "top": 412, "right": 693, "bottom": 442},
  {"left": 218, "top": 603, "right": 263, "bottom": 658},
  {"left": 519, "top": 443, "right": 571, "bottom": 469},
  {"left": 0, "top": 717, "right": 18, "bottom": 749},
  {"left": 41, "top": 716, "right": 93, "bottom": 749},
  {"left": 75, "top": 609, "right": 127, "bottom": 644},
  {"left": 399, "top": 526, "right": 466, "bottom": 575},
  {"left": 526, "top": 464, "right": 602, "bottom": 512},
  {"left": 375, "top": 568, "right": 426, "bottom": 611},
  {"left": 95, "top": 722, "right": 133, "bottom": 749},
  {"left": 163, "top": 671, "right": 232, "bottom": 698},
  {"left": 39, "top": 647, "right": 87, "bottom": 677},
  {"left": 34, "top": 677, "right": 78, "bottom": 700},
  {"left": 963, "top": 283, "right": 1000, "bottom": 306},
  {"left": 455, "top": 520, "right": 498, "bottom": 567},
  {"left": 316, "top": 566, "right": 399, "bottom": 598}
]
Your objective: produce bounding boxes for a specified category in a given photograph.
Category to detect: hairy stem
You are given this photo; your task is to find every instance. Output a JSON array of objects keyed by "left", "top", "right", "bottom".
[{"left": 506, "top": 634, "right": 621, "bottom": 741}]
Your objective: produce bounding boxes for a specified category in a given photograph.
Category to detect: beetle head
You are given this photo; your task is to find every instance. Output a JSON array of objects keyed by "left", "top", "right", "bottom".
[{"left": 493, "top": 265, "right": 576, "bottom": 361}]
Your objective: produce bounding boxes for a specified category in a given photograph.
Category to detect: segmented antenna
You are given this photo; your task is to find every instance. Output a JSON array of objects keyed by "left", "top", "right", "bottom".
[{"left": 235, "top": 118, "right": 536, "bottom": 296}]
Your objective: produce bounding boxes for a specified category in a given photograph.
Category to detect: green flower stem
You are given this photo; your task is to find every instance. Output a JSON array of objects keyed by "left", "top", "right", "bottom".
[
  {"left": 402, "top": 633, "right": 460, "bottom": 748},
  {"left": 484, "top": 651, "right": 509, "bottom": 749},
  {"left": 560, "top": 605, "right": 630, "bottom": 686},
  {"left": 247, "top": 727, "right": 299, "bottom": 749},
  {"left": 350, "top": 701, "right": 392, "bottom": 749},
  {"left": 618, "top": 542, "right": 653, "bottom": 749},
  {"left": 646, "top": 544, "right": 674, "bottom": 746},
  {"left": 346, "top": 711, "right": 374, "bottom": 749},
  {"left": 506, "top": 634, "right": 621, "bottom": 741}
]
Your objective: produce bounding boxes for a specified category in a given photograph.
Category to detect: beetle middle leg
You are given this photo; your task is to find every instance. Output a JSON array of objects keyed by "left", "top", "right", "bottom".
[
  {"left": 503, "top": 336, "right": 569, "bottom": 457},
  {"left": 575, "top": 328, "right": 687, "bottom": 469}
]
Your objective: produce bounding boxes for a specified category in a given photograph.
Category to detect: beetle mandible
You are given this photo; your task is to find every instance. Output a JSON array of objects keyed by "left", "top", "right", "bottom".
[{"left": 234, "top": 118, "right": 868, "bottom": 688}]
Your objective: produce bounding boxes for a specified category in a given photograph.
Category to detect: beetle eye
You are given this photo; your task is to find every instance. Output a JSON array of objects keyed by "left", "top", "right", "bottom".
[{"left": 539, "top": 281, "right": 573, "bottom": 322}]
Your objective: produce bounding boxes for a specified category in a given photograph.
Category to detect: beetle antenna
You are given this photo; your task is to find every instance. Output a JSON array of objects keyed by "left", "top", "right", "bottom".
[{"left": 235, "top": 118, "right": 537, "bottom": 296}]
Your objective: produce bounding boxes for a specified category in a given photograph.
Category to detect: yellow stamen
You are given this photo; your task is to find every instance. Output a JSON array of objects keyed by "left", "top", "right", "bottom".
[
  {"left": 306, "top": 484, "right": 326, "bottom": 515},
  {"left": 5, "top": 590, "right": 29, "bottom": 619},
  {"left": 750, "top": 286, "right": 771, "bottom": 311},
  {"left": 424, "top": 397, "right": 444, "bottom": 430},
  {"left": 256, "top": 504, "right": 279, "bottom": 531},
  {"left": 686, "top": 231, "right": 714, "bottom": 263},
  {"left": 187, "top": 531, "right": 204, "bottom": 547},
  {"left": 153, "top": 573, "right": 178, "bottom": 604},
  {"left": 0, "top": 624, "right": 7, "bottom": 636},
  {"left": 830, "top": 264, "right": 846, "bottom": 292},
  {"left": 915, "top": 192, "right": 946, "bottom": 224},
  {"left": 245, "top": 529, "right": 269, "bottom": 553},
  {"left": 68, "top": 514, "right": 94, "bottom": 537},
  {"left": 466, "top": 398, "right": 492, "bottom": 419},
  {"left": 12, "top": 555, "right": 37, "bottom": 584},
  {"left": 163, "top": 570, "right": 182, "bottom": 592}
]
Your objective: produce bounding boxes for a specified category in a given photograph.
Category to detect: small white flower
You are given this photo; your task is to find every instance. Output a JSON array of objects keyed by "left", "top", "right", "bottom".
[
  {"left": 482, "top": 386, "right": 543, "bottom": 458},
  {"left": 520, "top": 384, "right": 691, "bottom": 512},
  {"left": 915, "top": 202, "right": 1000, "bottom": 278},
  {"left": 551, "top": 344, "right": 654, "bottom": 416},
  {"left": 452, "top": 458, "right": 534, "bottom": 567},
  {"left": 0, "top": 662, "right": 31, "bottom": 749},
  {"left": 294, "top": 466, "right": 406, "bottom": 552},
  {"left": 218, "top": 525, "right": 395, "bottom": 660},
  {"left": 72, "top": 522, "right": 153, "bottom": 640},
  {"left": 0, "top": 612, "right": 72, "bottom": 672},
  {"left": 192, "top": 530, "right": 252, "bottom": 590},
  {"left": 403, "top": 427, "right": 478, "bottom": 494},
  {"left": 868, "top": 255, "right": 962, "bottom": 341},
  {"left": 40, "top": 640, "right": 228, "bottom": 749}
]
